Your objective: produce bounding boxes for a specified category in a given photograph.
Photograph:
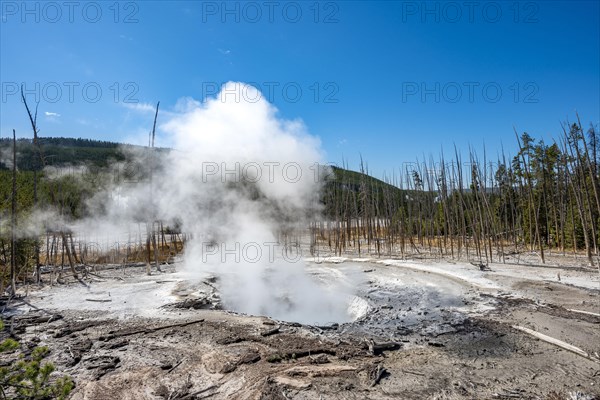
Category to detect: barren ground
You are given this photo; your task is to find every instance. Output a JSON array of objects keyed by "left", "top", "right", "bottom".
[{"left": 2, "top": 257, "right": 599, "bottom": 399}]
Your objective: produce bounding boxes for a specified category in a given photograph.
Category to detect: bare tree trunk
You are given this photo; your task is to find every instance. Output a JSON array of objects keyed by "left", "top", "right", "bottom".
[
  {"left": 21, "top": 86, "right": 44, "bottom": 283},
  {"left": 10, "top": 130, "right": 18, "bottom": 294},
  {"left": 562, "top": 127, "right": 594, "bottom": 266},
  {"left": 146, "top": 223, "right": 152, "bottom": 275},
  {"left": 60, "top": 232, "right": 78, "bottom": 279},
  {"left": 144, "top": 101, "right": 162, "bottom": 273}
]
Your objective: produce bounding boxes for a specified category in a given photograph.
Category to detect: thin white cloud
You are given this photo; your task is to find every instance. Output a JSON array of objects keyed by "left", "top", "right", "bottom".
[
  {"left": 218, "top": 48, "right": 231, "bottom": 55},
  {"left": 45, "top": 111, "right": 61, "bottom": 117},
  {"left": 122, "top": 102, "right": 176, "bottom": 119},
  {"left": 123, "top": 102, "right": 156, "bottom": 113}
]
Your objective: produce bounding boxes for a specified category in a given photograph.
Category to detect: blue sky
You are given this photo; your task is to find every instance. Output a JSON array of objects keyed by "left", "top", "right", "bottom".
[{"left": 1, "top": 1, "right": 599, "bottom": 178}]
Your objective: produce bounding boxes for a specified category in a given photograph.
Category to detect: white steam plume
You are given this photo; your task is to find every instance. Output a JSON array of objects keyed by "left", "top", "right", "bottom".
[
  {"left": 11, "top": 82, "right": 352, "bottom": 324},
  {"left": 153, "top": 82, "right": 349, "bottom": 324},
  {"left": 48, "top": 82, "right": 350, "bottom": 324}
]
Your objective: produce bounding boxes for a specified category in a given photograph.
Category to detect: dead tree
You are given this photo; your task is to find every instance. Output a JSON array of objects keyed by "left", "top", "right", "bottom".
[
  {"left": 60, "top": 231, "right": 79, "bottom": 279},
  {"left": 146, "top": 101, "right": 161, "bottom": 275},
  {"left": 21, "top": 85, "right": 45, "bottom": 283},
  {"left": 10, "top": 129, "right": 17, "bottom": 294}
]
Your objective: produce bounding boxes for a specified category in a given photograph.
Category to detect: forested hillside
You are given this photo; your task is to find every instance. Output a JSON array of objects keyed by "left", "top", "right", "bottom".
[{"left": 0, "top": 137, "right": 139, "bottom": 170}]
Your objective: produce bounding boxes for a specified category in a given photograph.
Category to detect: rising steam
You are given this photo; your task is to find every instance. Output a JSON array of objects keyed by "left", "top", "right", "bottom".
[
  {"left": 154, "top": 82, "right": 350, "bottom": 323},
  {"left": 21, "top": 82, "right": 351, "bottom": 324}
]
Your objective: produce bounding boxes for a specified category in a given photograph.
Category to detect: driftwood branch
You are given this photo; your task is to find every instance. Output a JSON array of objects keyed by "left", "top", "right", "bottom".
[
  {"left": 512, "top": 325, "right": 600, "bottom": 363},
  {"left": 370, "top": 364, "right": 387, "bottom": 386}
]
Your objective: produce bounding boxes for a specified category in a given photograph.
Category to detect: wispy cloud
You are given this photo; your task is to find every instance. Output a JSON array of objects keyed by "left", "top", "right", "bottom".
[
  {"left": 44, "top": 111, "right": 61, "bottom": 124},
  {"left": 122, "top": 102, "right": 177, "bottom": 120},
  {"left": 218, "top": 48, "right": 231, "bottom": 55},
  {"left": 45, "top": 111, "right": 61, "bottom": 117},
  {"left": 122, "top": 102, "right": 156, "bottom": 113}
]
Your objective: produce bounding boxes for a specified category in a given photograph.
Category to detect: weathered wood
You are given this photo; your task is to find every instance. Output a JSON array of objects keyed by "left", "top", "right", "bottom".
[
  {"left": 315, "top": 323, "right": 339, "bottom": 331},
  {"left": 364, "top": 339, "right": 401, "bottom": 355},
  {"left": 370, "top": 364, "right": 387, "bottom": 386},
  {"left": 54, "top": 320, "right": 106, "bottom": 338},
  {"left": 179, "top": 385, "right": 218, "bottom": 400},
  {"left": 10, "top": 129, "right": 17, "bottom": 294},
  {"left": 260, "top": 326, "right": 280, "bottom": 337},
  {"left": 61, "top": 232, "right": 79, "bottom": 279},
  {"left": 84, "top": 355, "right": 121, "bottom": 380},
  {"left": 512, "top": 325, "right": 600, "bottom": 363},
  {"left": 567, "top": 308, "right": 600, "bottom": 318},
  {"left": 266, "top": 348, "right": 336, "bottom": 363},
  {"left": 21, "top": 86, "right": 45, "bottom": 283},
  {"left": 14, "top": 313, "right": 63, "bottom": 325},
  {"left": 99, "top": 319, "right": 205, "bottom": 341}
]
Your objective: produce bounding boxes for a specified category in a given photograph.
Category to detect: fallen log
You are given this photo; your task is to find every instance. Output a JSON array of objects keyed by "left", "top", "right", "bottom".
[
  {"left": 54, "top": 320, "right": 105, "bottom": 338},
  {"left": 163, "top": 297, "right": 214, "bottom": 310},
  {"left": 401, "top": 369, "right": 425, "bottom": 377},
  {"left": 99, "top": 319, "right": 205, "bottom": 341},
  {"left": 14, "top": 313, "right": 62, "bottom": 325},
  {"left": 364, "top": 339, "right": 401, "bottom": 355},
  {"left": 266, "top": 348, "right": 336, "bottom": 363},
  {"left": 216, "top": 336, "right": 245, "bottom": 345},
  {"left": 567, "top": 309, "right": 600, "bottom": 318},
  {"left": 316, "top": 323, "right": 339, "bottom": 331},
  {"left": 260, "top": 326, "right": 280, "bottom": 337},
  {"left": 512, "top": 325, "right": 600, "bottom": 363}
]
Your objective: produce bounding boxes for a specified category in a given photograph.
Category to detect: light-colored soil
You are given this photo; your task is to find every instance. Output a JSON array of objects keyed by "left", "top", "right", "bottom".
[{"left": 2, "top": 257, "right": 599, "bottom": 399}]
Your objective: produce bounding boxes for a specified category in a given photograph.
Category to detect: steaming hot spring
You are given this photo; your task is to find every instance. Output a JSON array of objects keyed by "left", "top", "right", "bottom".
[{"left": 20, "top": 84, "right": 484, "bottom": 333}]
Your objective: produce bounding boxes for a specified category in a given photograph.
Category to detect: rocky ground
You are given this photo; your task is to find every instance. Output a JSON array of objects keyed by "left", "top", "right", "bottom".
[{"left": 1, "top": 257, "right": 599, "bottom": 399}]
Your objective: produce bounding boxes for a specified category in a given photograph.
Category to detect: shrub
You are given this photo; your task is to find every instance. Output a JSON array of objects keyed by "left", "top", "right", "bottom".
[{"left": 0, "top": 319, "right": 73, "bottom": 399}]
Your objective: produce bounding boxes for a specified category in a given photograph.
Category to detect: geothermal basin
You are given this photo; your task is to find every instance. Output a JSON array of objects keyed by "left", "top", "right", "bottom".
[
  {"left": 17, "top": 259, "right": 501, "bottom": 337},
  {"left": 6, "top": 257, "right": 600, "bottom": 399}
]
